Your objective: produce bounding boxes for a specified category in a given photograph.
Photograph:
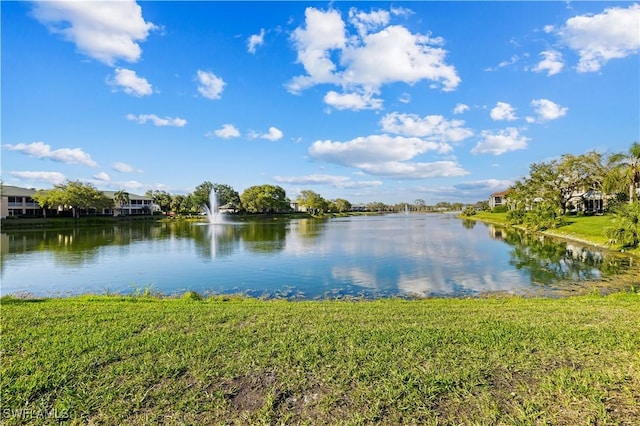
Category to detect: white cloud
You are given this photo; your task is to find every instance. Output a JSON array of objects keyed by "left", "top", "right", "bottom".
[
  {"left": 340, "top": 25, "right": 460, "bottom": 91},
  {"left": 288, "top": 7, "right": 346, "bottom": 92},
  {"left": 490, "top": 102, "right": 517, "bottom": 121},
  {"left": 453, "top": 103, "right": 469, "bottom": 114},
  {"left": 248, "top": 28, "right": 265, "bottom": 54},
  {"left": 120, "top": 180, "right": 146, "bottom": 192},
  {"left": 454, "top": 179, "right": 514, "bottom": 193},
  {"left": 210, "top": 124, "right": 241, "bottom": 139},
  {"left": 309, "top": 134, "right": 446, "bottom": 166},
  {"left": 3, "top": 141, "right": 98, "bottom": 167},
  {"left": 112, "top": 162, "right": 141, "bottom": 173},
  {"left": 390, "top": 6, "right": 414, "bottom": 18},
  {"left": 358, "top": 161, "right": 468, "bottom": 179},
  {"left": 324, "top": 90, "right": 383, "bottom": 111},
  {"left": 108, "top": 68, "right": 153, "bottom": 96},
  {"left": 380, "top": 112, "right": 473, "bottom": 143},
  {"left": 272, "top": 174, "right": 383, "bottom": 188},
  {"left": 307, "top": 133, "right": 467, "bottom": 179},
  {"left": 471, "top": 128, "right": 530, "bottom": 155},
  {"left": 260, "top": 127, "right": 284, "bottom": 141},
  {"left": 485, "top": 55, "right": 519, "bottom": 72},
  {"left": 93, "top": 172, "right": 110, "bottom": 182},
  {"left": 31, "top": 0, "right": 156, "bottom": 65},
  {"left": 126, "top": 113, "right": 187, "bottom": 127},
  {"left": 288, "top": 7, "right": 460, "bottom": 110},
  {"left": 558, "top": 4, "right": 640, "bottom": 72},
  {"left": 398, "top": 92, "right": 411, "bottom": 104},
  {"left": 196, "top": 70, "right": 225, "bottom": 100},
  {"left": 412, "top": 178, "right": 515, "bottom": 202},
  {"left": 10, "top": 171, "right": 66, "bottom": 185},
  {"left": 530, "top": 99, "right": 568, "bottom": 121},
  {"left": 348, "top": 8, "right": 390, "bottom": 37},
  {"left": 532, "top": 50, "right": 564, "bottom": 76}
]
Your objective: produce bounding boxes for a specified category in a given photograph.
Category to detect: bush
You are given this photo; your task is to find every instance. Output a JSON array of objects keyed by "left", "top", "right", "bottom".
[
  {"left": 462, "top": 206, "right": 476, "bottom": 217},
  {"left": 182, "top": 291, "right": 204, "bottom": 301},
  {"left": 606, "top": 202, "right": 640, "bottom": 249},
  {"left": 507, "top": 208, "right": 525, "bottom": 225},
  {"left": 492, "top": 205, "right": 509, "bottom": 213},
  {"left": 523, "top": 204, "right": 566, "bottom": 231}
]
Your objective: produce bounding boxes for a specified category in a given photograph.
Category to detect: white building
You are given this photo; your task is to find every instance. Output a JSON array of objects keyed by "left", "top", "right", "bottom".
[
  {"left": 0, "top": 186, "right": 42, "bottom": 218},
  {"left": 1, "top": 185, "right": 153, "bottom": 218}
]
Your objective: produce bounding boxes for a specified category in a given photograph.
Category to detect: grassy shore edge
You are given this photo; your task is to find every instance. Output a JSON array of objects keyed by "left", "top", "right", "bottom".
[{"left": 469, "top": 211, "right": 640, "bottom": 257}]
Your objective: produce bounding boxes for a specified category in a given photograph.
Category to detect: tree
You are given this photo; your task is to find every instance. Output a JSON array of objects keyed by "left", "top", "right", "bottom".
[
  {"left": 212, "top": 183, "right": 241, "bottom": 207},
  {"left": 297, "top": 190, "right": 328, "bottom": 215},
  {"left": 191, "top": 182, "right": 240, "bottom": 212},
  {"left": 191, "top": 181, "right": 214, "bottom": 212},
  {"left": 170, "top": 194, "right": 186, "bottom": 214},
  {"left": 605, "top": 202, "right": 640, "bottom": 249},
  {"left": 334, "top": 198, "right": 352, "bottom": 213},
  {"left": 34, "top": 181, "right": 112, "bottom": 218},
  {"left": 32, "top": 188, "right": 64, "bottom": 218},
  {"left": 146, "top": 190, "right": 172, "bottom": 214},
  {"left": 435, "top": 201, "right": 451, "bottom": 210},
  {"left": 113, "top": 190, "right": 130, "bottom": 216},
  {"left": 240, "top": 185, "right": 289, "bottom": 214},
  {"left": 604, "top": 142, "right": 640, "bottom": 204},
  {"left": 414, "top": 199, "right": 426, "bottom": 211},
  {"left": 64, "top": 181, "right": 113, "bottom": 217},
  {"left": 367, "top": 201, "right": 387, "bottom": 212},
  {"left": 513, "top": 151, "right": 604, "bottom": 215},
  {"left": 475, "top": 200, "right": 490, "bottom": 211}
]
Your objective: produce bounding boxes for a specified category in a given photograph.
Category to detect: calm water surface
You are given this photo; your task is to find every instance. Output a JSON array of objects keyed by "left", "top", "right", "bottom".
[{"left": 0, "top": 214, "right": 632, "bottom": 298}]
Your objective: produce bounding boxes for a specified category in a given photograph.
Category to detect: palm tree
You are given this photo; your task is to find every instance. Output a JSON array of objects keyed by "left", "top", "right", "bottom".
[
  {"left": 605, "top": 202, "right": 640, "bottom": 249},
  {"left": 113, "top": 190, "right": 130, "bottom": 216},
  {"left": 605, "top": 142, "right": 640, "bottom": 204}
]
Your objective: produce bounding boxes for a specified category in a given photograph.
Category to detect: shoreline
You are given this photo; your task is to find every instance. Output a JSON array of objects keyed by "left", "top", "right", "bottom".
[{"left": 469, "top": 211, "right": 640, "bottom": 257}]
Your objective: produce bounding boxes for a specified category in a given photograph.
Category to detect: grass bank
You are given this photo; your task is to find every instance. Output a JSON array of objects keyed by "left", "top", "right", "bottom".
[
  {"left": 0, "top": 215, "right": 159, "bottom": 231},
  {"left": 470, "top": 211, "right": 640, "bottom": 256},
  {"left": 2, "top": 293, "right": 640, "bottom": 425}
]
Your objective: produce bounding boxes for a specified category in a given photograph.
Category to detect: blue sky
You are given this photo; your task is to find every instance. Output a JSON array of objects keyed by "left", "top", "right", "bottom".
[{"left": 2, "top": 1, "right": 639, "bottom": 204}]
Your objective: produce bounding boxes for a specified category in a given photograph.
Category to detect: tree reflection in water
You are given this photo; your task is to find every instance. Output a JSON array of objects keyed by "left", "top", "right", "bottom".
[
  {"left": 487, "top": 224, "right": 630, "bottom": 285},
  {"left": 1, "top": 217, "right": 635, "bottom": 298}
]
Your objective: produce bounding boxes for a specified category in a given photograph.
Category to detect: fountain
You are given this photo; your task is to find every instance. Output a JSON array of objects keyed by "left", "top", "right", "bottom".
[{"left": 203, "top": 188, "right": 225, "bottom": 224}]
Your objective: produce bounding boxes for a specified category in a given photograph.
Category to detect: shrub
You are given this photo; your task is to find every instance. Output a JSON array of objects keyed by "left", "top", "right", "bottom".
[
  {"left": 462, "top": 206, "right": 476, "bottom": 217},
  {"left": 523, "top": 203, "right": 566, "bottom": 231},
  {"left": 507, "top": 208, "right": 525, "bottom": 225},
  {"left": 182, "top": 291, "right": 204, "bottom": 301},
  {"left": 606, "top": 202, "right": 640, "bottom": 249}
]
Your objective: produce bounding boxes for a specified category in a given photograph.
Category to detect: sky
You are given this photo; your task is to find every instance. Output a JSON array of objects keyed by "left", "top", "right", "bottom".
[{"left": 2, "top": 1, "right": 639, "bottom": 205}]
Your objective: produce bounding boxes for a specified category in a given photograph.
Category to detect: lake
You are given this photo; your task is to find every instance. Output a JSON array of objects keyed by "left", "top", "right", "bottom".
[{"left": 0, "top": 214, "right": 633, "bottom": 299}]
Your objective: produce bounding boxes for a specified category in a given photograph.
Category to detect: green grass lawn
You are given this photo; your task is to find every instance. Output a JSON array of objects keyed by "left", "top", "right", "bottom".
[
  {"left": 2, "top": 293, "right": 640, "bottom": 425},
  {"left": 545, "top": 215, "right": 613, "bottom": 246},
  {"left": 470, "top": 211, "right": 509, "bottom": 226}
]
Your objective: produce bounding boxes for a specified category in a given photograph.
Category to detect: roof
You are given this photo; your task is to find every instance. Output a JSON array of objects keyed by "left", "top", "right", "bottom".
[
  {"left": 0, "top": 185, "right": 37, "bottom": 197},
  {"left": 101, "top": 191, "right": 151, "bottom": 201},
  {"left": 489, "top": 190, "right": 510, "bottom": 198},
  {"left": 1, "top": 185, "right": 151, "bottom": 200}
]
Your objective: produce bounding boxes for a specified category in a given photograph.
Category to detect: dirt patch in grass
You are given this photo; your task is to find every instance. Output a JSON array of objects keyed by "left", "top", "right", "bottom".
[
  {"left": 213, "top": 370, "right": 344, "bottom": 423},
  {"left": 222, "top": 370, "right": 280, "bottom": 412}
]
